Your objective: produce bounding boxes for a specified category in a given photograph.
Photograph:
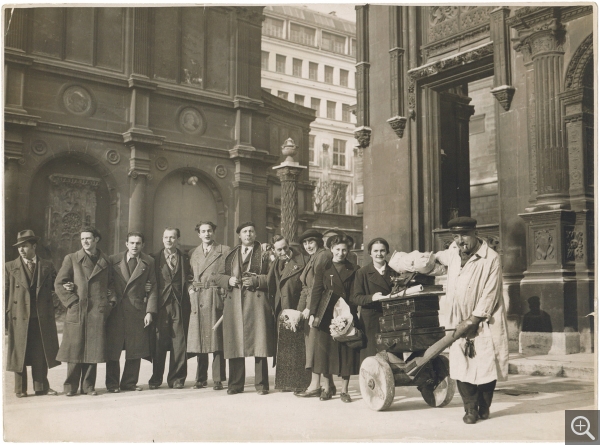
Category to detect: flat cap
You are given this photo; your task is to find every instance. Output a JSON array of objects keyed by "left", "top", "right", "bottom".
[
  {"left": 236, "top": 221, "right": 255, "bottom": 234},
  {"left": 298, "top": 229, "right": 323, "bottom": 243},
  {"left": 448, "top": 216, "right": 477, "bottom": 233}
]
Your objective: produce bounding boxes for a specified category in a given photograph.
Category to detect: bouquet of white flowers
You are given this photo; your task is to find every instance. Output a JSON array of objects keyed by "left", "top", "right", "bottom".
[
  {"left": 280, "top": 309, "right": 303, "bottom": 332},
  {"left": 330, "top": 315, "right": 354, "bottom": 337}
]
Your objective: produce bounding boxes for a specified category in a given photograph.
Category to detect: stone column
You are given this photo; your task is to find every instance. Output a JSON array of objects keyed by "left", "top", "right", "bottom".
[
  {"left": 512, "top": 8, "right": 569, "bottom": 209},
  {"left": 272, "top": 138, "right": 306, "bottom": 243},
  {"left": 509, "top": 7, "right": 582, "bottom": 354},
  {"left": 123, "top": 132, "right": 164, "bottom": 234},
  {"left": 354, "top": 5, "right": 371, "bottom": 149}
]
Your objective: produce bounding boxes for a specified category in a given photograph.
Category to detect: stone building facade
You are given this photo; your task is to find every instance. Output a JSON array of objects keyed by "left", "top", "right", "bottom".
[
  {"left": 356, "top": 6, "right": 594, "bottom": 353},
  {"left": 4, "top": 6, "right": 315, "bottom": 269}
]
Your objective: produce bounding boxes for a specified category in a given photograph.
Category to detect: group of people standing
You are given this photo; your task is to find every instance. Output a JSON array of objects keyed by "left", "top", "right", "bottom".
[{"left": 5, "top": 216, "right": 508, "bottom": 425}]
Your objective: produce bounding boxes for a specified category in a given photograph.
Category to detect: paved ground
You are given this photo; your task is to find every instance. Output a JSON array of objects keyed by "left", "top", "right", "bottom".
[{"left": 3, "top": 355, "right": 596, "bottom": 442}]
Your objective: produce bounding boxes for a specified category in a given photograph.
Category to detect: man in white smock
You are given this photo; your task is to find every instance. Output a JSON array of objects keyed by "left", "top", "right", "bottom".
[{"left": 434, "top": 216, "right": 509, "bottom": 424}]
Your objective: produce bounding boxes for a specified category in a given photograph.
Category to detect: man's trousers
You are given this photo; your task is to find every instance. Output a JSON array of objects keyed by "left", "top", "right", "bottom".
[
  {"left": 228, "top": 357, "right": 268, "bottom": 392},
  {"left": 106, "top": 358, "right": 141, "bottom": 390},
  {"left": 64, "top": 363, "right": 97, "bottom": 394},
  {"left": 14, "top": 321, "right": 49, "bottom": 394},
  {"left": 196, "top": 351, "right": 226, "bottom": 384}
]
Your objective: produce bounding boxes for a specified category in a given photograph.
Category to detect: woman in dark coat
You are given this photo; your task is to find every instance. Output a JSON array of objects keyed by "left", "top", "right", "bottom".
[
  {"left": 308, "top": 234, "right": 360, "bottom": 403},
  {"left": 294, "top": 229, "right": 334, "bottom": 398},
  {"left": 351, "top": 238, "right": 396, "bottom": 363}
]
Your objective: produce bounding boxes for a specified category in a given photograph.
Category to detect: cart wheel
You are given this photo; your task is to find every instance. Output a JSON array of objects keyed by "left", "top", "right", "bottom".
[
  {"left": 421, "top": 375, "right": 456, "bottom": 407},
  {"left": 359, "top": 355, "right": 395, "bottom": 411}
]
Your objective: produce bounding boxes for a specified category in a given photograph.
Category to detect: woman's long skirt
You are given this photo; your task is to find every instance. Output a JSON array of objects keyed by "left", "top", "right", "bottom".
[
  {"left": 275, "top": 319, "right": 311, "bottom": 391},
  {"left": 312, "top": 329, "right": 360, "bottom": 377}
]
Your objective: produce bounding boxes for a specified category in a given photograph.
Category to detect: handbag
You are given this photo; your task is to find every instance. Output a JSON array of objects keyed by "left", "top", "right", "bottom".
[{"left": 333, "top": 327, "right": 366, "bottom": 350}]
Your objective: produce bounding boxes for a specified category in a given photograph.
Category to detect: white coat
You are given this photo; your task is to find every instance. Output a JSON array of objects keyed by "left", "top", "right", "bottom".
[{"left": 435, "top": 240, "right": 509, "bottom": 385}]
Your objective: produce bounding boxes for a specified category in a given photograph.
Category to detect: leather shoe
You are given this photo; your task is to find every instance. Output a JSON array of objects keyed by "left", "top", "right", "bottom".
[
  {"left": 463, "top": 409, "right": 479, "bottom": 424},
  {"left": 35, "top": 388, "right": 58, "bottom": 396},
  {"left": 121, "top": 386, "right": 142, "bottom": 392},
  {"left": 257, "top": 389, "right": 269, "bottom": 395},
  {"left": 65, "top": 391, "right": 77, "bottom": 397},
  {"left": 320, "top": 388, "right": 333, "bottom": 401},
  {"left": 340, "top": 392, "right": 352, "bottom": 403},
  {"left": 148, "top": 384, "right": 160, "bottom": 390},
  {"left": 213, "top": 382, "right": 224, "bottom": 390},
  {"left": 173, "top": 382, "right": 184, "bottom": 389},
  {"left": 193, "top": 382, "right": 207, "bottom": 389},
  {"left": 15, "top": 392, "right": 27, "bottom": 398},
  {"left": 294, "top": 388, "right": 321, "bottom": 398},
  {"left": 87, "top": 390, "right": 98, "bottom": 396},
  {"left": 227, "top": 388, "right": 243, "bottom": 395},
  {"left": 107, "top": 388, "right": 121, "bottom": 393},
  {"left": 478, "top": 406, "right": 490, "bottom": 420}
]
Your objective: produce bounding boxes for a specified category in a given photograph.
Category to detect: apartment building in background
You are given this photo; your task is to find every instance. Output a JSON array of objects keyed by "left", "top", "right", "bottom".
[{"left": 261, "top": 5, "right": 363, "bottom": 250}]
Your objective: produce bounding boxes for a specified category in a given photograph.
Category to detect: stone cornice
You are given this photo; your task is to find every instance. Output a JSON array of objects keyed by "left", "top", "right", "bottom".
[
  {"left": 36, "top": 122, "right": 124, "bottom": 143},
  {"left": 229, "top": 146, "right": 279, "bottom": 165},
  {"left": 261, "top": 90, "right": 316, "bottom": 123},
  {"left": 122, "top": 130, "right": 166, "bottom": 147},
  {"left": 5, "top": 110, "right": 40, "bottom": 127}
]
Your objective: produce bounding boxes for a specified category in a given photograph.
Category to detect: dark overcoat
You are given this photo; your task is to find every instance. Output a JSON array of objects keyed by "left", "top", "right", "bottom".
[
  {"left": 351, "top": 262, "right": 396, "bottom": 362},
  {"left": 267, "top": 247, "right": 309, "bottom": 316},
  {"left": 214, "top": 241, "right": 275, "bottom": 359},
  {"left": 106, "top": 252, "right": 158, "bottom": 361},
  {"left": 5, "top": 257, "right": 61, "bottom": 372},
  {"left": 309, "top": 258, "right": 361, "bottom": 376},
  {"left": 55, "top": 249, "right": 114, "bottom": 363},
  {"left": 297, "top": 248, "right": 329, "bottom": 312},
  {"left": 151, "top": 248, "right": 191, "bottom": 356},
  {"left": 188, "top": 243, "right": 230, "bottom": 354}
]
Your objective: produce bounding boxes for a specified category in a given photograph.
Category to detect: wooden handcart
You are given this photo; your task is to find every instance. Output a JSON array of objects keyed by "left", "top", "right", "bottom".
[{"left": 359, "top": 290, "right": 468, "bottom": 411}]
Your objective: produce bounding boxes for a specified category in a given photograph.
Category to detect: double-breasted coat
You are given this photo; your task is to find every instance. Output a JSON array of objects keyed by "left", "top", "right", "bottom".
[
  {"left": 267, "top": 247, "right": 309, "bottom": 317},
  {"left": 214, "top": 241, "right": 275, "bottom": 359},
  {"left": 106, "top": 252, "right": 158, "bottom": 361},
  {"left": 309, "top": 258, "right": 361, "bottom": 376},
  {"left": 55, "top": 249, "right": 115, "bottom": 364},
  {"left": 5, "top": 257, "right": 61, "bottom": 372},
  {"left": 351, "top": 262, "right": 396, "bottom": 362},
  {"left": 187, "top": 243, "right": 230, "bottom": 354},
  {"left": 151, "top": 249, "right": 192, "bottom": 353},
  {"left": 297, "top": 247, "right": 329, "bottom": 313}
]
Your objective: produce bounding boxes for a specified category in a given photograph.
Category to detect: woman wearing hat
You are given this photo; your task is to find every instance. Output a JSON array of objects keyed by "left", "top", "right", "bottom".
[
  {"left": 294, "top": 229, "right": 335, "bottom": 398},
  {"left": 351, "top": 238, "right": 396, "bottom": 363},
  {"left": 307, "top": 234, "right": 360, "bottom": 403}
]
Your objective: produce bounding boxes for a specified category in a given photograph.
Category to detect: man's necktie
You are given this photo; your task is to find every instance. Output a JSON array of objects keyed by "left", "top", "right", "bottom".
[
  {"left": 168, "top": 254, "right": 176, "bottom": 270},
  {"left": 128, "top": 257, "right": 137, "bottom": 275},
  {"left": 27, "top": 261, "right": 34, "bottom": 274},
  {"left": 244, "top": 247, "right": 249, "bottom": 256}
]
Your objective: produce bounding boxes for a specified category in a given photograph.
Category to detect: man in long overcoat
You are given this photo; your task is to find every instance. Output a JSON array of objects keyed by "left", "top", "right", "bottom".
[
  {"left": 5, "top": 230, "right": 60, "bottom": 397},
  {"left": 434, "top": 217, "right": 509, "bottom": 424},
  {"left": 149, "top": 228, "right": 192, "bottom": 389},
  {"left": 106, "top": 232, "right": 158, "bottom": 392},
  {"left": 188, "top": 221, "right": 230, "bottom": 390},
  {"left": 55, "top": 227, "right": 115, "bottom": 396},
  {"left": 214, "top": 222, "right": 275, "bottom": 395}
]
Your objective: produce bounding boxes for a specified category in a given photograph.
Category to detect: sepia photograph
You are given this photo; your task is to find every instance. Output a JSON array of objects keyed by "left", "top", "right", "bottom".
[{"left": 2, "top": 2, "right": 597, "bottom": 442}]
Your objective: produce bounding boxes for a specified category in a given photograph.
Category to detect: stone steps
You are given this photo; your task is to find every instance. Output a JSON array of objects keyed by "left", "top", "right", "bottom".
[{"left": 509, "top": 352, "right": 596, "bottom": 381}]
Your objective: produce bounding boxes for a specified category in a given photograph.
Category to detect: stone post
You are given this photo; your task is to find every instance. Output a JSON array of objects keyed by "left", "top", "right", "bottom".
[{"left": 273, "top": 138, "right": 307, "bottom": 243}]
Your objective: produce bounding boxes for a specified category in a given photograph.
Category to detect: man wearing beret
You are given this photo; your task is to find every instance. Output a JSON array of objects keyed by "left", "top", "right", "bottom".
[
  {"left": 433, "top": 217, "right": 509, "bottom": 424},
  {"left": 214, "top": 222, "right": 275, "bottom": 395},
  {"left": 5, "top": 230, "right": 60, "bottom": 397}
]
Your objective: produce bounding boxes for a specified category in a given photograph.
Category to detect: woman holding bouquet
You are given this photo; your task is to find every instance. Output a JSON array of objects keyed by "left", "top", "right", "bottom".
[
  {"left": 351, "top": 238, "right": 395, "bottom": 363},
  {"left": 308, "top": 234, "right": 361, "bottom": 403}
]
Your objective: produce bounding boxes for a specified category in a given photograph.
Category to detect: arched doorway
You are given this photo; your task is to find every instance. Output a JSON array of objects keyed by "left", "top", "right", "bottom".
[{"left": 153, "top": 170, "right": 225, "bottom": 253}]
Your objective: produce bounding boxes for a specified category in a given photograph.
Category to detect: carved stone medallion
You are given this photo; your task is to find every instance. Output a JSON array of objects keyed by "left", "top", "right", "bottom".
[
  {"left": 31, "top": 140, "right": 48, "bottom": 156},
  {"left": 179, "top": 107, "right": 205, "bottom": 135},
  {"left": 155, "top": 157, "right": 169, "bottom": 171},
  {"left": 106, "top": 150, "right": 121, "bottom": 165},
  {"left": 215, "top": 164, "right": 227, "bottom": 178},
  {"left": 63, "top": 85, "right": 94, "bottom": 116}
]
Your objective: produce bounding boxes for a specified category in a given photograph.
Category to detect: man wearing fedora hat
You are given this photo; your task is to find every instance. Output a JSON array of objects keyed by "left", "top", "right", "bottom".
[
  {"left": 5, "top": 230, "right": 60, "bottom": 398},
  {"left": 433, "top": 216, "right": 509, "bottom": 424}
]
